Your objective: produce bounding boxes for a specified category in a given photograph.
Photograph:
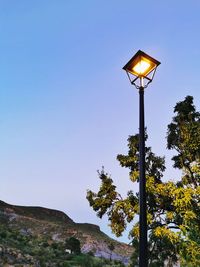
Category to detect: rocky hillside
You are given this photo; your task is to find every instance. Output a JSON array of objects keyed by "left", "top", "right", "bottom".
[{"left": 0, "top": 200, "right": 133, "bottom": 266}]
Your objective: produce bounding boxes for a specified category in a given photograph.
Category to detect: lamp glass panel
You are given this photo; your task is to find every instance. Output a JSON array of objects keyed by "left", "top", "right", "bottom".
[{"left": 128, "top": 56, "right": 157, "bottom": 77}]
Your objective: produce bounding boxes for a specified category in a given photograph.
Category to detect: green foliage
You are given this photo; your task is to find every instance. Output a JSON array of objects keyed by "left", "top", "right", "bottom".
[
  {"left": 108, "top": 242, "right": 115, "bottom": 252},
  {"left": 87, "top": 96, "right": 200, "bottom": 266},
  {"left": 65, "top": 237, "right": 81, "bottom": 254}
]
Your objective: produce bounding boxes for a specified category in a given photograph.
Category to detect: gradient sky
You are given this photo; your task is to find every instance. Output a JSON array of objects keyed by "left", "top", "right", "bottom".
[{"left": 0, "top": 0, "right": 200, "bottom": 243}]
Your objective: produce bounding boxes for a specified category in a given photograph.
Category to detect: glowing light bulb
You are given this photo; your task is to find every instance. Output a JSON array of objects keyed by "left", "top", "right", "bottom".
[{"left": 132, "top": 60, "right": 150, "bottom": 75}]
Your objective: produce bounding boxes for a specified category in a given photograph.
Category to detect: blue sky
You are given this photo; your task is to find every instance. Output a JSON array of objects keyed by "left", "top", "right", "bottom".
[{"left": 0, "top": 0, "right": 200, "bottom": 242}]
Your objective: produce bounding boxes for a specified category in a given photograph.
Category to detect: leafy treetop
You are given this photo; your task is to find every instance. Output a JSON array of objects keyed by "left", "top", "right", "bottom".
[{"left": 87, "top": 95, "right": 200, "bottom": 266}]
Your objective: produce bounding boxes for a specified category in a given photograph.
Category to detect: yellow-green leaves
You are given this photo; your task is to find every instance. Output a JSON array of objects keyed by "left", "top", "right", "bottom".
[
  {"left": 87, "top": 96, "right": 200, "bottom": 266},
  {"left": 154, "top": 227, "right": 180, "bottom": 244},
  {"left": 172, "top": 187, "right": 193, "bottom": 211}
]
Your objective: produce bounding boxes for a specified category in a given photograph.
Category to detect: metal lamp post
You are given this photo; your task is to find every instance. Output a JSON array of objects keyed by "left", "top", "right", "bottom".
[{"left": 123, "top": 50, "right": 160, "bottom": 267}]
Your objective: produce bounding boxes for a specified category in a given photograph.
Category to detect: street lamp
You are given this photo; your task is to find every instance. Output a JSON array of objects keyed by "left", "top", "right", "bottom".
[{"left": 123, "top": 50, "right": 160, "bottom": 267}]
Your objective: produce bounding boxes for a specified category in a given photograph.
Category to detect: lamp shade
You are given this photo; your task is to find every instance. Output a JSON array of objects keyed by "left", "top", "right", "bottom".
[{"left": 123, "top": 50, "right": 160, "bottom": 78}]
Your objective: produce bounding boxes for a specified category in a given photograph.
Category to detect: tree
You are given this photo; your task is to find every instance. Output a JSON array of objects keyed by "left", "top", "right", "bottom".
[
  {"left": 65, "top": 237, "right": 81, "bottom": 255},
  {"left": 108, "top": 241, "right": 115, "bottom": 261},
  {"left": 87, "top": 96, "right": 200, "bottom": 266}
]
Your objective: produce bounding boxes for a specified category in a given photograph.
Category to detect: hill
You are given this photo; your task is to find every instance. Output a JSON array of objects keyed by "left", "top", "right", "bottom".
[{"left": 0, "top": 200, "right": 133, "bottom": 266}]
